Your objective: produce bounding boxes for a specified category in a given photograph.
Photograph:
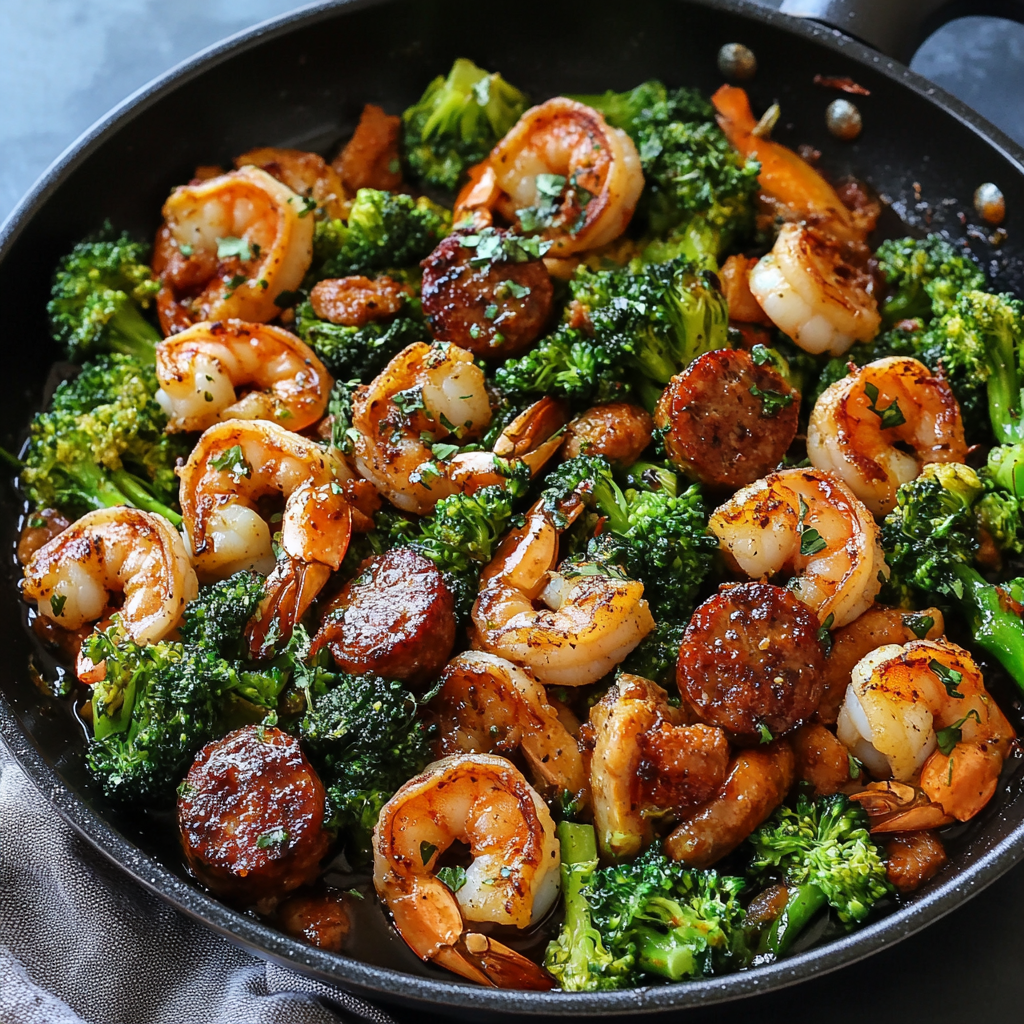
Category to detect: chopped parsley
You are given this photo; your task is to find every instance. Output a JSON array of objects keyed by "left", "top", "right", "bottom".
[
  {"left": 863, "top": 381, "right": 907, "bottom": 430},
  {"left": 216, "top": 236, "right": 252, "bottom": 261},
  {"left": 210, "top": 444, "right": 252, "bottom": 482}
]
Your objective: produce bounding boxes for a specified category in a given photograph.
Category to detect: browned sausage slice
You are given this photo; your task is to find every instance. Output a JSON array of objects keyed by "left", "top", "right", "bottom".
[
  {"left": 654, "top": 348, "right": 799, "bottom": 489},
  {"left": 420, "top": 230, "right": 553, "bottom": 357},
  {"left": 312, "top": 546, "right": 456, "bottom": 688},
  {"left": 177, "top": 725, "right": 330, "bottom": 904},
  {"left": 560, "top": 402, "right": 653, "bottom": 467},
  {"left": 678, "top": 582, "right": 825, "bottom": 738},
  {"left": 663, "top": 741, "right": 796, "bottom": 867}
]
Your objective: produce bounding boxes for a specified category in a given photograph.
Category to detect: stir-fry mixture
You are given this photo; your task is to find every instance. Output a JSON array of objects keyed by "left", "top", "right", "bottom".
[{"left": 13, "top": 56, "right": 1024, "bottom": 990}]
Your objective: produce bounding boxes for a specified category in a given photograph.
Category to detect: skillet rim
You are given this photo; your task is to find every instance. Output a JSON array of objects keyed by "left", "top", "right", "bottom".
[{"left": 2, "top": 0, "right": 1024, "bottom": 1014}]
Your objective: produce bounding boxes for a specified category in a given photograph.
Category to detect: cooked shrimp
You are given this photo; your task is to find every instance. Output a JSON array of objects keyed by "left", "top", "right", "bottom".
[
  {"left": 489, "top": 98, "right": 643, "bottom": 256},
  {"left": 351, "top": 341, "right": 565, "bottom": 514},
  {"left": 235, "top": 147, "right": 348, "bottom": 219},
  {"left": 472, "top": 494, "right": 654, "bottom": 687},
  {"left": 711, "top": 85, "right": 877, "bottom": 243},
  {"left": 454, "top": 161, "right": 502, "bottom": 229},
  {"left": 710, "top": 468, "right": 887, "bottom": 628},
  {"left": 154, "top": 166, "right": 314, "bottom": 332},
  {"left": 155, "top": 320, "right": 332, "bottom": 433},
  {"left": 373, "top": 753, "right": 558, "bottom": 990},
  {"left": 748, "top": 223, "right": 881, "bottom": 356},
  {"left": 808, "top": 357, "right": 968, "bottom": 515},
  {"left": 332, "top": 103, "right": 403, "bottom": 193},
  {"left": 664, "top": 742, "right": 796, "bottom": 867},
  {"left": 584, "top": 674, "right": 730, "bottom": 860},
  {"left": 178, "top": 419, "right": 351, "bottom": 582},
  {"left": 21, "top": 506, "right": 198, "bottom": 645},
  {"left": 837, "top": 639, "right": 1016, "bottom": 821},
  {"left": 819, "top": 604, "right": 946, "bottom": 725},
  {"left": 432, "top": 651, "right": 589, "bottom": 811}
]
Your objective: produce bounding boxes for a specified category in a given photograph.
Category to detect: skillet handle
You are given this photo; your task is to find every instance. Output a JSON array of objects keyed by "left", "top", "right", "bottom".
[{"left": 778, "top": 0, "right": 1024, "bottom": 64}]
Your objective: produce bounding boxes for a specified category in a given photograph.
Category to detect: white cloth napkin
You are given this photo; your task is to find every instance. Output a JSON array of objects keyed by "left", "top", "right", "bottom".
[{"left": 0, "top": 741, "right": 399, "bottom": 1024}]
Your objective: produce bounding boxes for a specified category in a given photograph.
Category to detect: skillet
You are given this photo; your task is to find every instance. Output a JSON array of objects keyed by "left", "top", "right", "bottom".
[{"left": 3, "top": 0, "right": 1024, "bottom": 1017}]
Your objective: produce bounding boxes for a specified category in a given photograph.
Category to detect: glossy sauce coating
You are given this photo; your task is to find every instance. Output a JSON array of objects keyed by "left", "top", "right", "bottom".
[
  {"left": 677, "top": 582, "right": 825, "bottom": 738},
  {"left": 664, "top": 741, "right": 796, "bottom": 867},
  {"left": 420, "top": 230, "right": 553, "bottom": 357},
  {"left": 177, "top": 725, "right": 330, "bottom": 905},
  {"left": 312, "top": 546, "right": 456, "bottom": 688},
  {"left": 655, "top": 348, "right": 799, "bottom": 489},
  {"left": 885, "top": 831, "right": 948, "bottom": 893}
]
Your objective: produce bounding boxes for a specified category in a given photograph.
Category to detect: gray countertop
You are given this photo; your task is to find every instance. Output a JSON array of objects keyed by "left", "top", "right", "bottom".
[{"left": 3, "top": 2, "right": 1024, "bottom": 1021}]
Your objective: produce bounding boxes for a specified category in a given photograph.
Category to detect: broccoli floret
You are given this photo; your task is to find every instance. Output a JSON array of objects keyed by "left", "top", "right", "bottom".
[
  {"left": 618, "top": 621, "right": 685, "bottom": 688},
  {"left": 921, "top": 290, "right": 1024, "bottom": 449},
  {"left": 580, "top": 81, "right": 758, "bottom": 266},
  {"left": 875, "top": 235, "right": 985, "bottom": 326},
  {"left": 545, "top": 822, "right": 634, "bottom": 991},
  {"left": 585, "top": 847, "right": 748, "bottom": 982},
  {"left": 19, "top": 354, "right": 187, "bottom": 523},
  {"left": 179, "top": 571, "right": 267, "bottom": 661},
  {"left": 47, "top": 230, "right": 162, "bottom": 363},
  {"left": 547, "top": 455, "right": 716, "bottom": 620},
  {"left": 299, "top": 672, "right": 432, "bottom": 858},
  {"left": 882, "top": 463, "right": 1024, "bottom": 691},
  {"left": 494, "top": 258, "right": 728, "bottom": 408},
  {"left": 406, "top": 485, "right": 521, "bottom": 618},
  {"left": 492, "top": 326, "right": 628, "bottom": 405},
  {"left": 747, "top": 793, "right": 890, "bottom": 957},
  {"left": 402, "top": 58, "right": 528, "bottom": 191},
  {"left": 295, "top": 298, "right": 430, "bottom": 380},
  {"left": 311, "top": 189, "right": 451, "bottom": 281}
]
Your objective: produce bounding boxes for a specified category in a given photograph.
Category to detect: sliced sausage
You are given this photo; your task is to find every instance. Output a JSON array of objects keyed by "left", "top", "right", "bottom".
[
  {"left": 312, "top": 546, "right": 456, "bottom": 688},
  {"left": 310, "top": 275, "right": 411, "bottom": 326},
  {"left": 420, "top": 230, "right": 553, "bottom": 357},
  {"left": 560, "top": 402, "right": 653, "bottom": 467},
  {"left": 885, "top": 831, "right": 947, "bottom": 893},
  {"left": 276, "top": 889, "right": 352, "bottom": 951},
  {"left": 178, "top": 725, "right": 331, "bottom": 905},
  {"left": 654, "top": 348, "right": 799, "bottom": 489},
  {"left": 663, "top": 741, "right": 796, "bottom": 867},
  {"left": 678, "top": 582, "right": 826, "bottom": 739}
]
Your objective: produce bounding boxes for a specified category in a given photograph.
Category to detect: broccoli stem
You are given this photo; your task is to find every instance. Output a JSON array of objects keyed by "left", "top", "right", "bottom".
[
  {"left": 559, "top": 819, "right": 598, "bottom": 866},
  {"left": 948, "top": 562, "right": 1024, "bottom": 692},
  {"left": 66, "top": 461, "right": 182, "bottom": 526},
  {"left": 109, "top": 469, "right": 182, "bottom": 526},
  {"left": 632, "top": 924, "right": 701, "bottom": 980},
  {"left": 105, "top": 304, "right": 161, "bottom": 363},
  {"left": 758, "top": 884, "right": 827, "bottom": 958}
]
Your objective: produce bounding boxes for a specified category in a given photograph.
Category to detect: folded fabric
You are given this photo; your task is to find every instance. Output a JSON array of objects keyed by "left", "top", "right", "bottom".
[{"left": 0, "top": 742, "right": 398, "bottom": 1024}]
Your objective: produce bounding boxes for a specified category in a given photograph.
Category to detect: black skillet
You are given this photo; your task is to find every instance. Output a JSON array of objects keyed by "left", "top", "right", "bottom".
[{"left": 2, "top": 0, "right": 1024, "bottom": 1018}]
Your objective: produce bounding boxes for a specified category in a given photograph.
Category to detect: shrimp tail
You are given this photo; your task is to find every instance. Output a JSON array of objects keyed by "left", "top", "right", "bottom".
[
  {"left": 246, "top": 559, "right": 331, "bottom": 658},
  {"left": 439, "top": 934, "right": 555, "bottom": 991}
]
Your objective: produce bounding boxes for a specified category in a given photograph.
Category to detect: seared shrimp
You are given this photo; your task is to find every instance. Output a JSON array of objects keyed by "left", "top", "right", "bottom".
[
  {"left": 584, "top": 674, "right": 730, "bottom": 860},
  {"left": 373, "top": 753, "right": 559, "bottom": 989},
  {"left": 712, "top": 85, "right": 877, "bottom": 243},
  {"left": 472, "top": 495, "right": 654, "bottom": 687},
  {"left": 748, "top": 223, "right": 881, "bottom": 356},
  {"left": 155, "top": 320, "right": 332, "bottom": 433},
  {"left": 709, "top": 468, "right": 887, "bottom": 628},
  {"left": 351, "top": 341, "right": 565, "bottom": 514},
  {"left": 489, "top": 98, "right": 643, "bottom": 256},
  {"left": 22, "top": 506, "right": 197, "bottom": 645},
  {"left": 154, "top": 166, "right": 314, "bottom": 332},
  {"left": 432, "top": 651, "right": 589, "bottom": 811},
  {"left": 837, "top": 639, "right": 1015, "bottom": 821},
  {"left": 808, "top": 357, "right": 967, "bottom": 515},
  {"left": 178, "top": 419, "right": 351, "bottom": 582},
  {"left": 235, "top": 147, "right": 348, "bottom": 219},
  {"left": 819, "top": 604, "right": 946, "bottom": 725}
]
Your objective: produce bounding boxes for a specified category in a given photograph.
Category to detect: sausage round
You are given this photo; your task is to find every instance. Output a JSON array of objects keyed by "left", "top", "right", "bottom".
[
  {"left": 677, "top": 582, "right": 826, "bottom": 738},
  {"left": 654, "top": 348, "right": 799, "bottom": 489},
  {"left": 561, "top": 402, "right": 653, "bottom": 467},
  {"left": 420, "top": 230, "right": 553, "bottom": 357},
  {"left": 313, "top": 546, "right": 456, "bottom": 688},
  {"left": 178, "top": 725, "right": 331, "bottom": 904}
]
